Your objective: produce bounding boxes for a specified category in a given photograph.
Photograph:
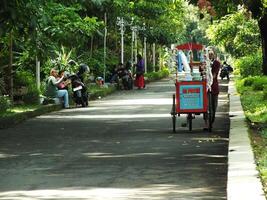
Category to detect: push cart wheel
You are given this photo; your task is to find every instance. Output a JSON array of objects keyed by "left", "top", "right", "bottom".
[
  {"left": 172, "top": 94, "right": 176, "bottom": 133},
  {"left": 208, "top": 92, "right": 212, "bottom": 132},
  {"left": 187, "top": 113, "right": 192, "bottom": 131}
]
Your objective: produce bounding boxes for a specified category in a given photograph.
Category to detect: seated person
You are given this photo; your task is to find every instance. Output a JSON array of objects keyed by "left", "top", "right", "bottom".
[{"left": 46, "top": 68, "right": 69, "bottom": 108}]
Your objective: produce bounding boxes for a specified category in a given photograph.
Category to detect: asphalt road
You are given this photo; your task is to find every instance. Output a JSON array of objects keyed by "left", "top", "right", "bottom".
[{"left": 0, "top": 78, "right": 230, "bottom": 200}]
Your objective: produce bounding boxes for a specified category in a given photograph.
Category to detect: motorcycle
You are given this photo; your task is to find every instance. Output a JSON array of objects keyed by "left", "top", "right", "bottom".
[
  {"left": 67, "top": 64, "right": 90, "bottom": 107},
  {"left": 220, "top": 66, "right": 230, "bottom": 80},
  {"left": 117, "top": 67, "right": 133, "bottom": 90},
  {"left": 220, "top": 62, "right": 233, "bottom": 81}
]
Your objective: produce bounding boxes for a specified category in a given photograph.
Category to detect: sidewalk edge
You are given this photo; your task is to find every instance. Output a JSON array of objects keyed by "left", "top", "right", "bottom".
[{"left": 227, "top": 80, "right": 265, "bottom": 200}]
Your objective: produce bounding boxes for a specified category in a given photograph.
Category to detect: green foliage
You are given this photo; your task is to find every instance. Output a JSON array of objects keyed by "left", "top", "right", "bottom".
[
  {"left": 22, "top": 86, "right": 40, "bottom": 105},
  {"left": 263, "top": 85, "right": 267, "bottom": 100},
  {"left": 236, "top": 76, "right": 267, "bottom": 124},
  {"left": 13, "top": 70, "right": 40, "bottom": 104},
  {"left": 79, "top": 48, "right": 118, "bottom": 78},
  {"left": 243, "top": 76, "right": 258, "bottom": 87},
  {"left": 89, "top": 84, "right": 116, "bottom": 100},
  {"left": 0, "top": 95, "right": 11, "bottom": 113},
  {"left": 252, "top": 77, "right": 267, "bottom": 91},
  {"left": 206, "top": 8, "right": 261, "bottom": 58},
  {"left": 0, "top": 72, "right": 5, "bottom": 95},
  {"left": 234, "top": 52, "right": 263, "bottom": 77},
  {"left": 145, "top": 67, "right": 170, "bottom": 81},
  {"left": 40, "top": 2, "right": 102, "bottom": 47},
  {"left": 14, "top": 71, "right": 35, "bottom": 88}
]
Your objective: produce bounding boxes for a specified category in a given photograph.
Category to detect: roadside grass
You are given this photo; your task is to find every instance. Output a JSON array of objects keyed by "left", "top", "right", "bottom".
[
  {"left": 236, "top": 77, "right": 267, "bottom": 195},
  {"left": 0, "top": 104, "right": 42, "bottom": 118}
]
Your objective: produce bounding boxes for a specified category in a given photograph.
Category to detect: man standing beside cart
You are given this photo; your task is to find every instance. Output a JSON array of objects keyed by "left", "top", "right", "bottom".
[{"left": 204, "top": 50, "right": 221, "bottom": 130}]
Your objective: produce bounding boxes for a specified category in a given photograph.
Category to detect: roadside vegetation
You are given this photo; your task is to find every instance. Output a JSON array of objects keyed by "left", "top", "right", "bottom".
[{"left": 236, "top": 75, "right": 267, "bottom": 195}]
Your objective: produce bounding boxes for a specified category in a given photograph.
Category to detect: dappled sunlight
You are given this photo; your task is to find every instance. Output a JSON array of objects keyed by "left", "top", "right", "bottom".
[
  {"left": 82, "top": 152, "right": 164, "bottom": 158},
  {"left": 37, "top": 113, "right": 170, "bottom": 119},
  {"left": 0, "top": 153, "right": 18, "bottom": 159},
  {"left": 183, "top": 154, "right": 227, "bottom": 158},
  {"left": 191, "top": 137, "right": 229, "bottom": 142},
  {"left": 91, "top": 98, "right": 172, "bottom": 106},
  {"left": 0, "top": 184, "right": 216, "bottom": 200}
]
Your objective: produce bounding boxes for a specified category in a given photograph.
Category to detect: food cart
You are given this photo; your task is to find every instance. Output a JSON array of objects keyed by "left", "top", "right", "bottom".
[{"left": 171, "top": 43, "right": 212, "bottom": 132}]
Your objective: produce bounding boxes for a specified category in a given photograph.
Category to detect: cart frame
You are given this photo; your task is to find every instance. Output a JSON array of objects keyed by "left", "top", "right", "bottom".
[{"left": 171, "top": 80, "right": 212, "bottom": 132}]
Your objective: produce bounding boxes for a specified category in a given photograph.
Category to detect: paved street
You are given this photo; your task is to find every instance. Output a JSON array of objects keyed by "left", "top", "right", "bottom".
[{"left": 0, "top": 78, "right": 230, "bottom": 200}]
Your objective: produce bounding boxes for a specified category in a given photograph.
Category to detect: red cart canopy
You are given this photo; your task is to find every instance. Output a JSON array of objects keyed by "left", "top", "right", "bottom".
[{"left": 176, "top": 43, "right": 203, "bottom": 50}]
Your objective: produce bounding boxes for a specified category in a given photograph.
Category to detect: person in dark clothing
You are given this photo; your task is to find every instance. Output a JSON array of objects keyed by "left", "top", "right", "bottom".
[
  {"left": 204, "top": 50, "right": 221, "bottom": 130},
  {"left": 135, "top": 54, "right": 145, "bottom": 89},
  {"left": 220, "top": 61, "right": 233, "bottom": 81}
]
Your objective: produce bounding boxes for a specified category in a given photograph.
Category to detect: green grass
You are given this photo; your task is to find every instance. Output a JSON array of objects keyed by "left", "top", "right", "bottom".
[
  {"left": 250, "top": 128, "right": 267, "bottom": 195},
  {"left": 236, "top": 76, "right": 267, "bottom": 196},
  {"left": 236, "top": 78, "right": 267, "bottom": 124},
  {"left": 88, "top": 84, "right": 117, "bottom": 100},
  {"left": 0, "top": 104, "right": 42, "bottom": 117}
]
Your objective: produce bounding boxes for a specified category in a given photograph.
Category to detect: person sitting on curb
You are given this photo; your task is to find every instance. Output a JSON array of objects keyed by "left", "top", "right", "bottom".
[{"left": 45, "top": 68, "right": 70, "bottom": 108}]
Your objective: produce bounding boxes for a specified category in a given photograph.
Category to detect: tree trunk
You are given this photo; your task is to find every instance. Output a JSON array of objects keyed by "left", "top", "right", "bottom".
[{"left": 258, "top": 14, "right": 267, "bottom": 75}]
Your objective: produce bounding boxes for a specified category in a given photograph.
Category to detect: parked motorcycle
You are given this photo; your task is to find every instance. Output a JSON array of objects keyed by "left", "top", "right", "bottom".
[
  {"left": 116, "top": 61, "right": 133, "bottom": 90},
  {"left": 68, "top": 64, "right": 90, "bottom": 107},
  {"left": 117, "top": 68, "right": 133, "bottom": 90}
]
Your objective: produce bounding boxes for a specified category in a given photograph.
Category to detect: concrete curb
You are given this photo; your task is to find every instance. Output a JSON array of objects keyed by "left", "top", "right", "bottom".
[{"left": 227, "top": 80, "right": 265, "bottom": 200}]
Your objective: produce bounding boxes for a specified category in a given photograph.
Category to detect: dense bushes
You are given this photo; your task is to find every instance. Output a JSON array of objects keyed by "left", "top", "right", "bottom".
[
  {"left": 234, "top": 52, "right": 262, "bottom": 77},
  {"left": 145, "top": 67, "right": 170, "bottom": 81},
  {"left": 242, "top": 76, "right": 267, "bottom": 91},
  {"left": 0, "top": 95, "right": 11, "bottom": 113},
  {"left": 14, "top": 71, "right": 40, "bottom": 105},
  {"left": 22, "top": 86, "right": 40, "bottom": 105},
  {"left": 264, "top": 86, "right": 267, "bottom": 100},
  {"left": 236, "top": 76, "right": 267, "bottom": 124}
]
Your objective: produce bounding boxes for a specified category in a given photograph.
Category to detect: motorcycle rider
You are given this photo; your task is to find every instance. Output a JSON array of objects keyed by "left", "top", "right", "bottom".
[{"left": 220, "top": 61, "right": 233, "bottom": 81}]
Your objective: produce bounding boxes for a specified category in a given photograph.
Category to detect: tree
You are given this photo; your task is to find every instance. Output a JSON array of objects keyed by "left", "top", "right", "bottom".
[
  {"left": 189, "top": 0, "right": 267, "bottom": 75},
  {"left": 206, "top": 8, "right": 261, "bottom": 58},
  {"left": 0, "top": 0, "right": 41, "bottom": 100}
]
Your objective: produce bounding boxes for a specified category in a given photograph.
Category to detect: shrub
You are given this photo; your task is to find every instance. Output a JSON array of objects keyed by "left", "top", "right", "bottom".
[
  {"left": 0, "top": 95, "right": 11, "bottom": 113},
  {"left": 252, "top": 76, "right": 267, "bottom": 91},
  {"left": 161, "top": 67, "right": 170, "bottom": 77},
  {"left": 243, "top": 76, "right": 258, "bottom": 87},
  {"left": 234, "top": 52, "right": 262, "bottom": 77},
  {"left": 14, "top": 70, "right": 35, "bottom": 87},
  {"left": 22, "top": 86, "right": 40, "bottom": 105},
  {"left": 263, "top": 86, "right": 267, "bottom": 100},
  {"left": 145, "top": 68, "right": 170, "bottom": 81}
]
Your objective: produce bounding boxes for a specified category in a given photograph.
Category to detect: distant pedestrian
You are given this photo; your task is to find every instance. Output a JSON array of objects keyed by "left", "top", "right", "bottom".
[{"left": 135, "top": 54, "right": 145, "bottom": 89}]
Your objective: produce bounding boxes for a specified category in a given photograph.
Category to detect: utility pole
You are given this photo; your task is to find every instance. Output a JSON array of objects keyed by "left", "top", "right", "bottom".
[
  {"left": 144, "top": 36, "right": 147, "bottom": 73},
  {"left": 103, "top": 12, "right": 107, "bottom": 82},
  {"left": 36, "top": 57, "right": 40, "bottom": 90},
  {"left": 131, "top": 23, "right": 138, "bottom": 73},
  {"left": 153, "top": 43, "right": 156, "bottom": 72},
  {"left": 116, "top": 17, "right": 125, "bottom": 64}
]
